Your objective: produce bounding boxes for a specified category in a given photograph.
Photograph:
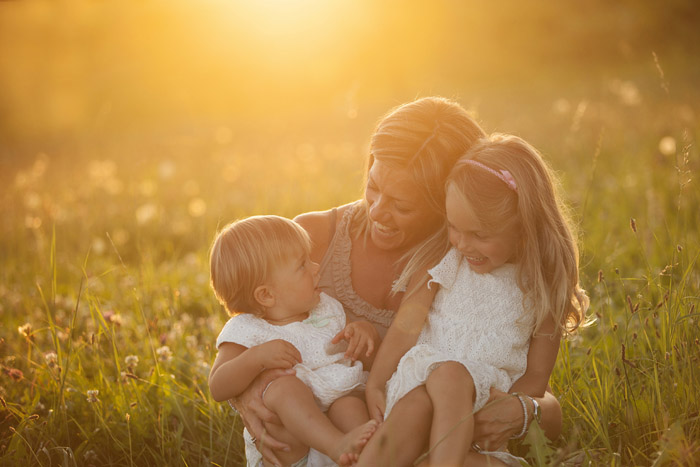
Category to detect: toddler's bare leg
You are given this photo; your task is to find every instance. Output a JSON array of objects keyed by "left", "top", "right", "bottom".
[
  {"left": 425, "top": 361, "right": 475, "bottom": 466},
  {"left": 264, "top": 376, "right": 377, "bottom": 465},
  {"left": 357, "top": 386, "right": 433, "bottom": 467},
  {"left": 327, "top": 391, "right": 369, "bottom": 433}
]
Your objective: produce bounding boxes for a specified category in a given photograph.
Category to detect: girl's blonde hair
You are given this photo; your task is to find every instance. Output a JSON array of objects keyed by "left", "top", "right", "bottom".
[
  {"left": 209, "top": 215, "right": 311, "bottom": 316},
  {"left": 448, "top": 134, "right": 589, "bottom": 335},
  {"left": 353, "top": 96, "right": 486, "bottom": 292}
]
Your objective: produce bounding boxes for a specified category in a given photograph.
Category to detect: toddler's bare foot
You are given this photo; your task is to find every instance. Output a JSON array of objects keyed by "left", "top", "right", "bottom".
[{"left": 335, "top": 420, "right": 378, "bottom": 466}]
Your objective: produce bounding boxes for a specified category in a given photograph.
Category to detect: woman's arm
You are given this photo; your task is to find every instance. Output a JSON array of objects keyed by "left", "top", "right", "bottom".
[
  {"left": 365, "top": 276, "right": 436, "bottom": 421},
  {"left": 473, "top": 387, "right": 561, "bottom": 449},
  {"left": 209, "top": 340, "right": 302, "bottom": 402}
]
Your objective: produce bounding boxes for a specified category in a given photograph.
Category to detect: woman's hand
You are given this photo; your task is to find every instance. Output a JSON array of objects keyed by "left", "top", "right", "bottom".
[
  {"left": 472, "top": 387, "right": 522, "bottom": 450},
  {"left": 365, "top": 384, "right": 386, "bottom": 423},
  {"left": 332, "top": 320, "right": 379, "bottom": 362},
  {"left": 232, "top": 368, "right": 295, "bottom": 465}
]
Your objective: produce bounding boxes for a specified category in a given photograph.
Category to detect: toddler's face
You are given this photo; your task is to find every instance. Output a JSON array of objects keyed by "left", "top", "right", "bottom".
[
  {"left": 264, "top": 249, "right": 321, "bottom": 324},
  {"left": 445, "top": 184, "right": 519, "bottom": 274}
]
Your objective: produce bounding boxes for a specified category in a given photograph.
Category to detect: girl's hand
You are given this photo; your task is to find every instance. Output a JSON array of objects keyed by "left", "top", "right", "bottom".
[
  {"left": 472, "top": 387, "right": 522, "bottom": 450},
  {"left": 331, "top": 321, "right": 378, "bottom": 361},
  {"left": 232, "top": 368, "right": 296, "bottom": 464},
  {"left": 365, "top": 385, "right": 386, "bottom": 423},
  {"left": 253, "top": 339, "right": 302, "bottom": 370}
]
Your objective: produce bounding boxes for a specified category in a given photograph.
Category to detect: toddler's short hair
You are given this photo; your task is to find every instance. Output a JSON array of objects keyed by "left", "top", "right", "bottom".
[{"left": 210, "top": 215, "right": 311, "bottom": 316}]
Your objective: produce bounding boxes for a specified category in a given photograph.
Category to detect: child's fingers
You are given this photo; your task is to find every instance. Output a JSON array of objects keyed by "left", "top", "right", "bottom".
[
  {"left": 365, "top": 336, "right": 375, "bottom": 357},
  {"left": 331, "top": 328, "right": 347, "bottom": 344},
  {"left": 369, "top": 403, "right": 384, "bottom": 423},
  {"left": 350, "top": 335, "right": 365, "bottom": 361}
]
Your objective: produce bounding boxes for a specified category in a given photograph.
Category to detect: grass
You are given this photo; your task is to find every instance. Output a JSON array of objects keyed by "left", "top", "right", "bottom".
[{"left": 1, "top": 63, "right": 699, "bottom": 465}]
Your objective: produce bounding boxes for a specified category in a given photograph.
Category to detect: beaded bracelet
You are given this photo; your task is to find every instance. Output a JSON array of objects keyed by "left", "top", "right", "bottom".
[{"left": 510, "top": 392, "right": 529, "bottom": 439}]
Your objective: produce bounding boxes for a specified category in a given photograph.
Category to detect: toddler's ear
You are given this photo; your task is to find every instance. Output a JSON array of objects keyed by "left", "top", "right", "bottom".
[{"left": 253, "top": 285, "right": 275, "bottom": 309}]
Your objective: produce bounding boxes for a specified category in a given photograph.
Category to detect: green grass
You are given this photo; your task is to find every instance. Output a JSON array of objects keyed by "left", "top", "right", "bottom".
[{"left": 1, "top": 64, "right": 699, "bottom": 465}]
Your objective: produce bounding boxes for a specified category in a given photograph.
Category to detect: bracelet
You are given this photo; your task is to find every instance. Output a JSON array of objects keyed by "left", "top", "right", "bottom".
[
  {"left": 525, "top": 395, "right": 541, "bottom": 424},
  {"left": 227, "top": 399, "right": 240, "bottom": 415},
  {"left": 509, "top": 393, "right": 528, "bottom": 439}
]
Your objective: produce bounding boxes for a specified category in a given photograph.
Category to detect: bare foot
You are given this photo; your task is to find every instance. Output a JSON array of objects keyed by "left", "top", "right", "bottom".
[{"left": 335, "top": 420, "right": 378, "bottom": 466}]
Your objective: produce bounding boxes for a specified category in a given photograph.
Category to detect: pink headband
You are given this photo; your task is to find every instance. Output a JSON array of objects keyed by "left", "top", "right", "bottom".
[{"left": 462, "top": 159, "right": 517, "bottom": 192}]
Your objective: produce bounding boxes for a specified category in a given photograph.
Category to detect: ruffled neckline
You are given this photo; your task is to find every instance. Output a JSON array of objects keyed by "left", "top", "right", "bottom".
[{"left": 330, "top": 203, "right": 395, "bottom": 329}]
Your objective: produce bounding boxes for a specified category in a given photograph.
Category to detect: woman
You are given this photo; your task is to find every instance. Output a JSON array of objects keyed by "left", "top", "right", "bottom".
[{"left": 233, "top": 97, "right": 562, "bottom": 466}]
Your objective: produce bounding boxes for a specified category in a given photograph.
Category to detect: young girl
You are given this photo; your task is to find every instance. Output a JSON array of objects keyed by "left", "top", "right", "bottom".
[
  {"left": 363, "top": 134, "right": 589, "bottom": 466},
  {"left": 208, "top": 215, "right": 379, "bottom": 467}
]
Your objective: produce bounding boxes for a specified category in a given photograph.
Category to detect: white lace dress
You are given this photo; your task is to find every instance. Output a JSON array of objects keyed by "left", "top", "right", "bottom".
[
  {"left": 216, "top": 292, "right": 368, "bottom": 467},
  {"left": 385, "top": 247, "right": 534, "bottom": 417}
]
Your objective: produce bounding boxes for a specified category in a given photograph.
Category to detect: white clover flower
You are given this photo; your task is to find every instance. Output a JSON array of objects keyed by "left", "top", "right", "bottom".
[
  {"left": 125, "top": 355, "right": 139, "bottom": 369},
  {"left": 18, "top": 323, "right": 32, "bottom": 338},
  {"left": 44, "top": 352, "right": 58, "bottom": 368},
  {"left": 156, "top": 345, "right": 173, "bottom": 362},
  {"left": 86, "top": 390, "right": 99, "bottom": 403}
]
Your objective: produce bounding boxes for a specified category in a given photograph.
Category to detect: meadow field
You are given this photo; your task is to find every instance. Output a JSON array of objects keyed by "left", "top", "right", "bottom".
[{"left": 1, "top": 1, "right": 700, "bottom": 465}]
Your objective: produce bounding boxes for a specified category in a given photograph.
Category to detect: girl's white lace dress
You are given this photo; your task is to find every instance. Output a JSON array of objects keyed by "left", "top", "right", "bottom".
[
  {"left": 385, "top": 247, "right": 535, "bottom": 417},
  {"left": 216, "top": 292, "right": 367, "bottom": 467}
]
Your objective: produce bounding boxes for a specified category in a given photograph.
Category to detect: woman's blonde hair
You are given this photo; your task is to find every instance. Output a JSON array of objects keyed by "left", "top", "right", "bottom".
[
  {"left": 354, "top": 96, "right": 486, "bottom": 292},
  {"left": 209, "top": 215, "right": 311, "bottom": 316},
  {"left": 447, "top": 134, "right": 589, "bottom": 335}
]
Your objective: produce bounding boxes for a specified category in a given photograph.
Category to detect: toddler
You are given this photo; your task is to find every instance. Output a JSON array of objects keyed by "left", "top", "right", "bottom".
[{"left": 209, "top": 215, "right": 378, "bottom": 467}]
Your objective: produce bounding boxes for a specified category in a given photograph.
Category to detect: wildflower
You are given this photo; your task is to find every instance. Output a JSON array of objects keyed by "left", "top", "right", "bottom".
[
  {"left": 156, "top": 346, "right": 173, "bottom": 363},
  {"left": 185, "top": 335, "right": 197, "bottom": 349},
  {"left": 86, "top": 390, "right": 99, "bottom": 403},
  {"left": 102, "top": 311, "right": 123, "bottom": 326},
  {"left": 44, "top": 352, "right": 58, "bottom": 369},
  {"left": 17, "top": 323, "right": 32, "bottom": 338},
  {"left": 84, "top": 450, "right": 98, "bottom": 462},
  {"left": 125, "top": 355, "right": 139, "bottom": 370},
  {"left": 7, "top": 368, "right": 24, "bottom": 382},
  {"left": 629, "top": 218, "right": 637, "bottom": 233}
]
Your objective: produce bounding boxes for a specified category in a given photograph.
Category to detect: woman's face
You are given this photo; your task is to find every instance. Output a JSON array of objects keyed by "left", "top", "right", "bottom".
[{"left": 364, "top": 160, "right": 442, "bottom": 252}]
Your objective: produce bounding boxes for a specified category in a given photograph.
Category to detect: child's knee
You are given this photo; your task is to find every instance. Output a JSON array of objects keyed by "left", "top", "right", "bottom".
[
  {"left": 430, "top": 361, "right": 473, "bottom": 385},
  {"left": 262, "top": 375, "right": 310, "bottom": 406},
  {"left": 426, "top": 362, "right": 475, "bottom": 402}
]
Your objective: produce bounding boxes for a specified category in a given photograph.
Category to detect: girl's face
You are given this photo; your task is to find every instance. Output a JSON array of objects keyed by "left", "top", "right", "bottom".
[
  {"left": 364, "top": 160, "right": 441, "bottom": 252},
  {"left": 445, "top": 184, "right": 519, "bottom": 274},
  {"left": 264, "top": 250, "right": 321, "bottom": 325}
]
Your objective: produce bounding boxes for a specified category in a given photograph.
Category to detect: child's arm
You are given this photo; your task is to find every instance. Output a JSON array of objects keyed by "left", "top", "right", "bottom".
[
  {"left": 365, "top": 274, "right": 437, "bottom": 422},
  {"left": 509, "top": 315, "right": 560, "bottom": 397},
  {"left": 208, "top": 339, "right": 302, "bottom": 402},
  {"left": 472, "top": 316, "right": 562, "bottom": 448}
]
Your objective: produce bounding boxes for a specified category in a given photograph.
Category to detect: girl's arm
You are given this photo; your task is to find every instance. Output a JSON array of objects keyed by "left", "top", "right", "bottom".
[
  {"left": 473, "top": 315, "right": 562, "bottom": 448},
  {"left": 510, "top": 315, "right": 560, "bottom": 397},
  {"left": 209, "top": 339, "right": 302, "bottom": 402},
  {"left": 365, "top": 275, "right": 436, "bottom": 421}
]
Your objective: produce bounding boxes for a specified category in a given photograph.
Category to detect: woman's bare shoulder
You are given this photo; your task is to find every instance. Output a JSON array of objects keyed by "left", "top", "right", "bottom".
[{"left": 294, "top": 203, "right": 355, "bottom": 261}]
